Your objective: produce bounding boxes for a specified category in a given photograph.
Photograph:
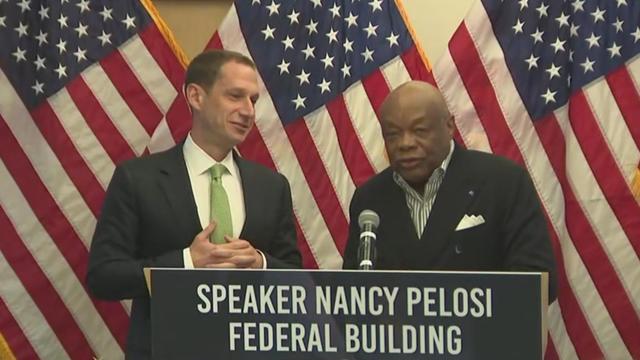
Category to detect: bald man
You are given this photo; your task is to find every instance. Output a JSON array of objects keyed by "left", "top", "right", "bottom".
[{"left": 342, "top": 81, "right": 557, "bottom": 301}]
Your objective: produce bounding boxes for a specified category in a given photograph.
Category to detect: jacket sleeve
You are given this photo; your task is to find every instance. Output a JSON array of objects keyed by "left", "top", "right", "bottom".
[{"left": 86, "top": 165, "right": 184, "bottom": 301}]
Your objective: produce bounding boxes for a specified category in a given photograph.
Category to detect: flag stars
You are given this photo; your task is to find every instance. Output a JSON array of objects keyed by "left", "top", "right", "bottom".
[
  {"left": 292, "top": 94, "right": 306, "bottom": 109},
  {"left": 15, "top": 22, "right": 29, "bottom": 38},
  {"left": 344, "top": 39, "right": 354, "bottom": 53},
  {"left": 32, "top": 81, "right": 44, "bottom": 95},
  {"left": 369, "top": 0, "right": 383, "bottom": 12},
  {"left": 341, "top": 63, "right": 351, "bottom": 78},
  {"left": 541, "top": 89, "right": 556, "bottom": 104},
  {"left": 545, "top": 63, "right": 561, "bottom": 79},
  {"left": 309, "top": 0, "right": 321, "bottom": 8},
  {"left": 54, "top": 64, "right": 68, "bottom": 79},
  {"left": 512, "top": 19, "right": 524, "bottom": 34},
  {"left": 261, "top": 24, "right": 275, "bottom": 40},
  {"left": 296, "top": 69, "right": 310, "bottom": 85},
  {"left": 632, "top": 27, "right": 640, "bottom": 43},
  {"left": 281, "top": 35, "right": 294, "bottom": 50},
  {"left": 305, "top": 20, "right": 318, "bottom": 35},
  {"left": 386, "top": 32, "right": 399, "bottom": 47},
  {"left": 616, "top": 0, "right": 627, "bottom": 7},
  {"left": 77, "top": 0, "right": 91, "bottom": 13},
  {"left": 0, "top": 16, "right": 5, "bottom": 28},
  {"left": 287, "top": 9, "right": 299, "bottom": 24},
  {"left": 530, "top": 29, "right": 543, "bottom": 43},
  {"left": 33, "top": 55, "right": 46, "bottom": 70},
  {"left": 252, "top": 0, "right": 260, "bottom": 4},
  {"left": 345, "top": 12, "right": 358, "bottom": 28},
  {"left": 361, "top": 47, "right": 374, "bottom": 62},
  {"left": 551, "top": 37, "right": 566, "bottom": 53},
  {"left": 38, "top": 4, "right": 49, "bottom": 19},
  {"left": 364, "top": 22, "right": 378, "bottom": 38},
  {"left": 317, "top": 78, "right": 331, "bottom": 94},
  {"left": 75, "top": 22, "right": 89, "bottom": 38},
  {"left": 35, "top": 30, "right": 48, "bottom": 45},
  {"left": 555, "top": 12, "right": 569, "bottom": 28},
  {"left": 580, "top": 57, "right": 594, "bottom": 73},
  {"left": 122, "top": 14, "right": 136, "bottom": 29},
  {"left": 518, "top": 0, "right": 528, "bottom": 10},
  {"left": 329, "top": 3, "right": 341, "bottom": 17},
  {"left": 12, "top": 47, "right": 27, "bottom": 62},
  {"left": 569, "top": 23, "right": 580, "bottom": 37},
  {"left": 326, "top": 28, "right": 339, "bottom": 44},
  {"left": 277, "top": 59, "right": 290, "bottom": 74},
  {"left": 74, "top": 46, "right": 87, "bottom": 62},
  {"left": 525, "top": 54, "right": 539, "bottom": 70},
  {"left": 591, "top": 7, "right": 605, "bottom": 23},
  {"left": 612, "top": 18, "right": 624, "bottom": 33},
  {"left": 302, "top": 44, "right": 315, "bottom": 59},
  {"left": 585, "top": 32, "right": 601, "bottom": 48},
  {"left": 17, "top": 0, "right": 30, "bottom": 13},
  {"left": 266, "top": 1, "right": 280, "bottom": 15},
  {"left": 98, "top": 30, "right": 112, "bottom": 46},
  {"left": 536, "top": 3, "right": 549, "bottom": 18},
  {"left": 58, "top": 14, "right": 69, "bottom": 28},
  {"left": 100, "top": 6, "right": 114, "bottom": 21},
  {"left": 56, "top": 39, "right": 67, "bottom": 54},
  {"left": 607, "top": 43, "right": 622, "bottom": 58},
  {"left": 321, "top": 53, "right": 334, "bottom": 69},
  {"left": 571, "top": 0, "right": 585, "bottom": 12}
]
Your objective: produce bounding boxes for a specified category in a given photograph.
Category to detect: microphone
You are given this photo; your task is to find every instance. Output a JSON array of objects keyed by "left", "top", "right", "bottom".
[{"left": 357, "top": 210, "right": 380, "bottom": 271}]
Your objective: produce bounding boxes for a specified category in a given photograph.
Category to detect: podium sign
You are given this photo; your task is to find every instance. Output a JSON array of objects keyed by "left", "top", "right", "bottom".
[{"left": 149, "top": 269, "right": 547, "bottom": 359}]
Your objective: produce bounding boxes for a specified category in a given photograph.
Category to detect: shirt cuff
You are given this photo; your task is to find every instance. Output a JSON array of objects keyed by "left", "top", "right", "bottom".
[
  {"left": 257, "top": 250, "right": 267, "bottom": 269},
  {"left": 183, "top": 247, "right": 194, "bottom": 269}
]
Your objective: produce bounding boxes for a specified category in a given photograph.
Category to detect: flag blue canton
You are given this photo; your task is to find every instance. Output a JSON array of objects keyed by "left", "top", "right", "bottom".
[
  {"left": 0, "top": 0, "right": 151, "bottom": 109},
  {"left": 235, "top": 0, "right": 413, "bottom": 124},
  {"left": 483, "top": 0, "right": 640, "bottom": 120}
]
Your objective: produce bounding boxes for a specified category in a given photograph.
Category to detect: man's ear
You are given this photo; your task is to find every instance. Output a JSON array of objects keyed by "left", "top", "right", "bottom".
[{"left": 185, "top": 83, "right": 203, "bottom": 111}]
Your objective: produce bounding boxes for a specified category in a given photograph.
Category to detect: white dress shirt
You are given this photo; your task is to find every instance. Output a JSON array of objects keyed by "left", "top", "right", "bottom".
[{"left": 181, "top": 133, "right": 256, "bottom": 268}]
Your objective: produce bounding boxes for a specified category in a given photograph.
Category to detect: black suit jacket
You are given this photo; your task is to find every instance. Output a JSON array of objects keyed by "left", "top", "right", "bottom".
[
  {"left": 86, "top": 143, "right": 301, "bottom": 359},
  {"left": 343, "top": 145, "right": 557, "bottom": 300}
]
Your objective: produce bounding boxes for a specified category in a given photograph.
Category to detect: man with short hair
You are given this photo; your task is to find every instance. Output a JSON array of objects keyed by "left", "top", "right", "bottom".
[
  {"left": 87, "top": 50, "right": 301, "bottom": 359},
  {"left": 342, "top": 81, "right": 557, "bottom": 301}
]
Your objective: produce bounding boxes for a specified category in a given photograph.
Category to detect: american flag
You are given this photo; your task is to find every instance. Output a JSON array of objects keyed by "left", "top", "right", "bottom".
[
  {"left": 0, "top": 0, "right": 190, "bottom": 358},
  {"left": 206, "top": 0, "right": 430, "bottom": 269},
  {"left": 432, "top": 0, "right": 640, "bottom": 358}
]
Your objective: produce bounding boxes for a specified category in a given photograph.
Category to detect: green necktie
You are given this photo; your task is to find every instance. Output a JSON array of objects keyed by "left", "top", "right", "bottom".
[{"left": 209, "top": 164, "right": 232, "bottom": 244}]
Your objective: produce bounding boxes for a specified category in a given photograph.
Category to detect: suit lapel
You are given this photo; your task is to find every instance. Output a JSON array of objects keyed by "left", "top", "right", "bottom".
[
  {"left": 157, "top": 144, "right": 201, "bottom": 237},
  {"left": 234, "top": 154, "right": 255, "bottom": 239},
  {"left": 420, "top": 146, "right": 482, "bottom": 266}
]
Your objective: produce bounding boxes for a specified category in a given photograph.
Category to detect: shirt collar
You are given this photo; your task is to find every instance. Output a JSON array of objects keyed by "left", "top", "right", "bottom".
[
  {"left": 393, "top": 139, "right": 455, "bottom": 194},
  {"left": 183, "top": 133, "right": 237, "bottom": 176}
]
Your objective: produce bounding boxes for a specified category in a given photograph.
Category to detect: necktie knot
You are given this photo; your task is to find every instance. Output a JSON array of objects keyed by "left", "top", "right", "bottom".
[{"left": 210, "top": 164, "right": 227, "bottom": 182}]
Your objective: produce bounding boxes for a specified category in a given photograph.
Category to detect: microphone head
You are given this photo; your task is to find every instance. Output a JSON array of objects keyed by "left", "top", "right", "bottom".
[{"left": 358, "top": 209, "right": 380, "bottom": 229}]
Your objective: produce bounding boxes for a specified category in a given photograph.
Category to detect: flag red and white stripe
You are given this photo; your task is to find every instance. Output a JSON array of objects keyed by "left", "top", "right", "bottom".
[
  {"left": 206, "top": 1, "right": 431, "bottom": 269},
  {"left": 433, "top": 0, "right": 640, "bottom": 358},
  {"left": 0, "top": 0, "right": 190, "bottom": 358}
]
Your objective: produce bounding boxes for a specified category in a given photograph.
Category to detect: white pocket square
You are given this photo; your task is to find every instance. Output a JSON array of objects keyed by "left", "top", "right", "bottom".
[{"left": 455, "top": 214, "right": 485, "bottom": 231}]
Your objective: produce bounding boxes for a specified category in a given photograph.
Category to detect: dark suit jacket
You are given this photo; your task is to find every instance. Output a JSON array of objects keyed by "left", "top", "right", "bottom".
[
  {"left": 343, "top": 145, "right": 557, "bottom": 300},
  {"left": 86, "top": 143, "right": 301, "bottom": 359}
]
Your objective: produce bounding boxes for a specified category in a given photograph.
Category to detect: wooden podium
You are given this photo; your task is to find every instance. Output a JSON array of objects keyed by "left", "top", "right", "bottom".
[{"left": 145, "top": 268, "right": 548, "bottom": 359}]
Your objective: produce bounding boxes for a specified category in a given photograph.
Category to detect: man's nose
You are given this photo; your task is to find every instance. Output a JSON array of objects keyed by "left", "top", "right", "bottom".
[{"left": 239, "top": 97, "right": 255, "bottom": 117}]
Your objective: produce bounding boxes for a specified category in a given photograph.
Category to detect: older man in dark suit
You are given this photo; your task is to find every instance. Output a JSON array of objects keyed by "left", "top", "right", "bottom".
[
  {"left": 87, "top": 50, "right": 301, "bottom": 359},
  {"left": 342, "top": 81, "right": 556, "bottom": 301}
]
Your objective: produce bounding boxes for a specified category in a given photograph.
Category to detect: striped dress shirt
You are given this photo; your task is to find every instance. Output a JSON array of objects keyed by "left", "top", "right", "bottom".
[{"left": 393, "top": 140, "right": 454, "bottom": 238}]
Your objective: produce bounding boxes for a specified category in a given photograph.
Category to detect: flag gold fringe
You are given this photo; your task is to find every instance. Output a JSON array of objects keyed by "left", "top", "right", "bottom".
[
  {"left": 632, "top": 166, "right": 640, "bottom": 201},
  {"left": 0, "top": 333, "right": 16, "bottom": 360},
  {"left": 140, "top": 0, "right": 189, "bottom": 68},
  {"left": 394, "top": 0, "right": 432, "bottom": 71}
]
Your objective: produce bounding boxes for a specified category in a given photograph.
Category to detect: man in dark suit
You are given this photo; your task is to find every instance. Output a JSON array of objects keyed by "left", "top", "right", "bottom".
[
  {"left": 87, "top": 50, "right": 301, "bottom": 359},
  {"left": 342, "top": 81, "right": 556, "bottom": 301}
]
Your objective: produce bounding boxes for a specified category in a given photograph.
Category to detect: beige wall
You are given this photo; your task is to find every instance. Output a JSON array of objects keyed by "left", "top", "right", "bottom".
[{"left": 154, "top": 0, "right": 475, "bottom": 64}]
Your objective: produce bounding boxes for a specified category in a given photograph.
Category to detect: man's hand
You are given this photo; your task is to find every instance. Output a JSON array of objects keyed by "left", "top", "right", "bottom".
[{"left": 189, "top": 222, "right": 263, "bottom": 268}]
